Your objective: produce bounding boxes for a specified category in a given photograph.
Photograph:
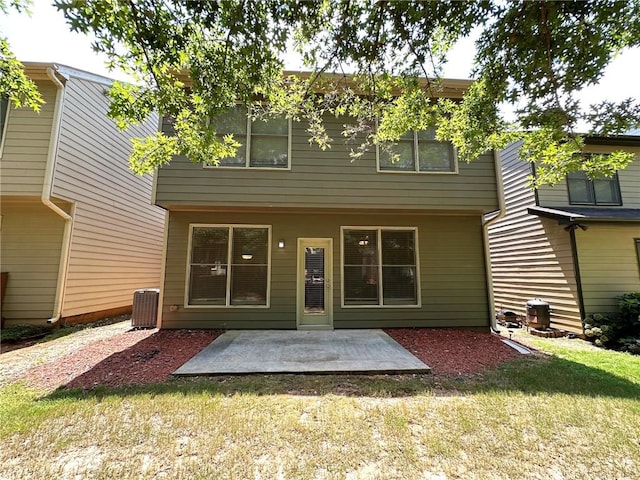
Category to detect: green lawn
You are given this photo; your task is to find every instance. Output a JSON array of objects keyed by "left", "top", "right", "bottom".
[{"left": 1, "top": 335, "right": 638, "bottom": 479}]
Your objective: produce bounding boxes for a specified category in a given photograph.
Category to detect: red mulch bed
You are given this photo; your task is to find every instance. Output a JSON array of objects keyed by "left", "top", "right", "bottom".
[
  {"left": 385, "top": 328, "right": 519, "bottom": 376},
  {"left": 23, "top": 329, "right": 222, "bottom": 391},
  {"left": 21, "top": 327, "right": 520, "bottom": 391}
]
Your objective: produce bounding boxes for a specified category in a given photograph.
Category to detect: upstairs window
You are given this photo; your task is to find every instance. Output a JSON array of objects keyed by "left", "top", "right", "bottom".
[
  {"left": 378, "top": 128, "right": 456, "bottom": 173},
  {"left": 187, "top": 225, "right": 271, "bottom": 307},
  {"left": 566, "top": 171, "right": 622, "bottom": 206},
  {"left": 208, "top": 106, "right": 291, "bottom": 169},
  {"left": 342, "top": 227, "right": 419, "bottom": 307}
]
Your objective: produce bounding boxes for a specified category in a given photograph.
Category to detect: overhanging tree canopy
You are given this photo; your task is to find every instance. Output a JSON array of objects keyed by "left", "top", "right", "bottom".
[
  {"left": 7, "top": 0, "right": 640, "bottom": 185},
  {"left": 0, "top": 0, "right": 43, "bottom": 110}
]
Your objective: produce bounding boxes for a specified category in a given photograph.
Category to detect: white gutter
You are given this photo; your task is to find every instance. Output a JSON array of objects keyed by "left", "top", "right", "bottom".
[
  {"left": 482, "top": 149, "right": 506, "bottom": 332},
  {"left": 43, "top": 67, "right": 74, "bottom": 325}
]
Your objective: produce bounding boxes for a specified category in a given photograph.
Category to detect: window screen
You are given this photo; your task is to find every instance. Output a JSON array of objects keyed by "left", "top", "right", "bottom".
[
  {"left": 567, "top": 171, "right": 621, "bottom": 205},
  {"left": 188, "top": 226, "right": 269, "bottom": 306},
  {"left": 379, "top": 128, "right": 455, "bottom": 173},
  {"left": 213, "top": 106, "right": 248, "bottom": 167},
  {"left": 343, "top": 228, "right": 418, "bottom": 306},
  {"left": 210, "top": 106, "right": 289, "bottom": 168}
]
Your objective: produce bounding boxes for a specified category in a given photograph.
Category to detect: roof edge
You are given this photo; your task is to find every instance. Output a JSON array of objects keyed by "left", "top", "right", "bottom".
[
  {"left": 584, "top": 135, "right": 640, "bottom": 147},
  {"left": 528, "top": 206, "right": 640, "bottom": 223},
  {"left": 175, "top": 69, "right": 473, "bottom": 99},
  {"left": 21, "top": 61, "right": 118, "bottom": 87}
]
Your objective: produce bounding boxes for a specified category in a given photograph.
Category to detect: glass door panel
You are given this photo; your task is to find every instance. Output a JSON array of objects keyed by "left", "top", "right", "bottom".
[
  {"left": 297, "top": 239, "right": 333, "bottom": 329},
  {"left": 304, "top": 247, "right": 325, "bottom": 314}
]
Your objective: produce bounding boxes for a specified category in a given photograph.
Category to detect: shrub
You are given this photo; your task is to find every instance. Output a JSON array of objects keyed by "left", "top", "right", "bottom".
[
  {"left": 619, "top": 337, "right": 640, "bottom": 355},
  {"left": 618, "top": 292, "right": 640, "bottom": 323},
  {"left": 583, "top": 292, "right": 640, "bottom": 354}
]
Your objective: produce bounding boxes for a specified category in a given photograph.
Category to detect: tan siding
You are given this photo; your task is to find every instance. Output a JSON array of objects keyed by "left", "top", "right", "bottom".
[
  {"left": 538, "top": 148, "right": 640, "bottom": 208},
  {"left": 0, "top": 201, "right": 65, "bottom": 323},
  {"left": 616, "top": 154, "right": 640, "bottom": 209},
  {"left": 0, "top": 82, "right": 57, "bottom": 195},
  {"left": 536, "top": 181, "right": 568, "bottom": 207},
  {"left": 51, "top": 76, "right": 166, "bottom": 317},
  {"left": 489, "top": 142, "right": 582, "bottom": 331},
  {"left": 155, "top": 117, "right": 498, "bottom": 213},
  {"left": 160, "top": 210, "right": 488, "bottom": 329},
  {"left": 576, "top": 224, "right": 640, "bottom": 314}
]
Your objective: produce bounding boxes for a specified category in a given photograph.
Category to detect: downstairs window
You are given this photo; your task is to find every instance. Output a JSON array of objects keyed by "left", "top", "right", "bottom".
[
  {"left": 342, "top": 227, "right": 419, "bottom": 307},
  {"left": 187, "top": 225, "right": 270, "bottom": 307}
]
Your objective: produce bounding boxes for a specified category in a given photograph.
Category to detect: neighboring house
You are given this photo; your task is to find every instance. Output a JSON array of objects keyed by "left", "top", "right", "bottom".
[
  {"left": 153, "top": 78, "right": 503, "bottom": 330},
  {"left": 489, "top": 137, "right": 640, "bottom": 333},
  {"left": 0, "top": 63, "right": 165, "bottom": 326}
]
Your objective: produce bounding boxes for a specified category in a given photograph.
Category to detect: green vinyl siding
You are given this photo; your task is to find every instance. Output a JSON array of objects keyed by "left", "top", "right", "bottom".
[
  {"left": 155, "top": 116, "right": 498, "bottom": 213},
  {"left": 160, "top": 210, "right": 489, "bottom": 329}
]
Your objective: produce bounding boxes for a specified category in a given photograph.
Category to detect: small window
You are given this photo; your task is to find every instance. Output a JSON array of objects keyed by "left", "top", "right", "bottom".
[
  {"left": 187, "top": 225, "right": 270, "bottom": 307},
  {"left": 207, "top": 105, "right": 290, "bottom": 169},
  {"left": 342, "top": 227, "right": 419, "bottom": 307},
  {"left": 0, "top": 97, "right": 8, "bottom": 145},
  {"left": 378, "top": 128, "right": 456, "bottom": 173},
  {"left": 566, "top": 171, "right": 622, "bottom": 206}
]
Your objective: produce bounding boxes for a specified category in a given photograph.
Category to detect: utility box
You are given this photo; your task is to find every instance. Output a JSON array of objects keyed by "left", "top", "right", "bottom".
[
  {"left": 132, "top": 288, "right": 160, "bottom": 328},
  {"left": 526, "top": 298, "right": 551, "bottom": 329}
]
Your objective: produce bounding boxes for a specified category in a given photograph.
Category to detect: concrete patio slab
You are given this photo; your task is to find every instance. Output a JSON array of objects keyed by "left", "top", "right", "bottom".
[{"left": 173, "top": 329, "right": 431, "bottom": 375}]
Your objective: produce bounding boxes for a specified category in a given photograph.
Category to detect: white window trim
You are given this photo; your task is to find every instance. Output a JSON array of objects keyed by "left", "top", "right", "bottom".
[
  {"left": 184, "top": 223, "right": 272, "bottom": 308},
  {"left": 340, "top": 226, "right": 422, "bottom": 309},
  {"left": 203, "top": 107, "right": 292, "bottom": 171},
  {"left": 376, "top": 131, "right": 459, "bottom": 174}
]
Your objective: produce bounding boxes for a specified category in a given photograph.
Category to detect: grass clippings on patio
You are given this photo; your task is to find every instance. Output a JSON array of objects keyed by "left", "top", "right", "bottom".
[{"left": 1, "top": 333, "right": 639, "bottom": 480}]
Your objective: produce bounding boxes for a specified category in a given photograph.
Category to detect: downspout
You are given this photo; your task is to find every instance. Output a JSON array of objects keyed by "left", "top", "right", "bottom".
[
  {"left": 566, "top": 224, "right": 587, "bottom": 326},
  {"left": 43, "top": 67, "right": 73, "bottom": 325},
  {"left": 482, "top": 149, "right": 506, "bottom": 332}
]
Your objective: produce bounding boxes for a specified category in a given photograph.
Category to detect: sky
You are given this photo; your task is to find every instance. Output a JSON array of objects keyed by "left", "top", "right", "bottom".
[{"left": 2, "top": 0, "right": 639, "bottom": 124}]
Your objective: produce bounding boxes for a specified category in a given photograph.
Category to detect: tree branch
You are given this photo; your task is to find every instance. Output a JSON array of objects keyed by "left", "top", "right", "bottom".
[
  {"left": 125, "top": 0, "right": 163, "bottom": 89},
  {"left": 539, "top": 0, "right": 576, "bottom": 141}
]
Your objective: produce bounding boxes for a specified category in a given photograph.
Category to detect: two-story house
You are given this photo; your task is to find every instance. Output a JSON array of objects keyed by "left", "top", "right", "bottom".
[
  {"left": 0, "top": 63, "right": 165, "bottom": 326},
  {"left": 489, "top": 137, "right": 640, "bottom": 333},
  {"left": 153, "top": 78, "right": 503, "bottom": 330}
]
